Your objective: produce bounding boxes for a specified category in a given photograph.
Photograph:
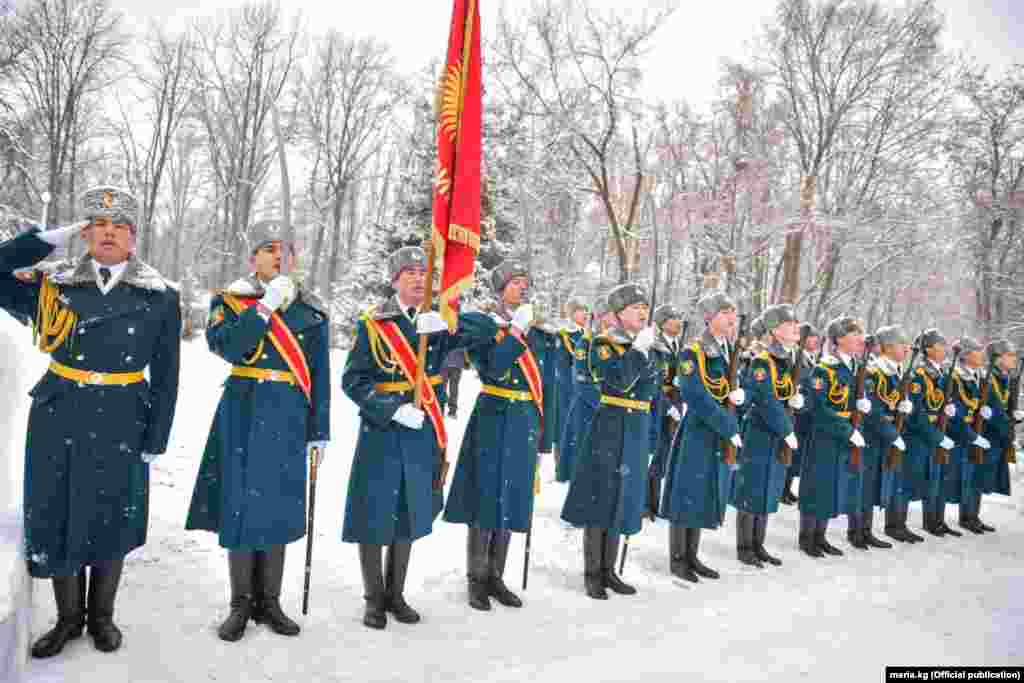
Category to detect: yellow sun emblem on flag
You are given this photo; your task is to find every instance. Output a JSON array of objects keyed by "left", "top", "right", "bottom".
[{"left": 438, "top": 62, "right": 463, "bottom": 144}]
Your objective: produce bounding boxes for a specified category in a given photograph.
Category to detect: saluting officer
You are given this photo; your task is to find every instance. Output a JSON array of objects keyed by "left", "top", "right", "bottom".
[
  {"left": 561, "top": 283, "right": 659, "bottom": 598},
  {"left": 444, "top": 259, "right": 556, "bottom": 612},
  {"left": 660, "top": 292, "right": 746, "bottom": 583},
  {"left": 186, "top": 219, "right": 331, "bottom": 642},
  {"left": 0, "top": 186, "right": 181, "bottom": 657},
  {"left": 340, "top": 246, "right": 496, "bottom": 629}
]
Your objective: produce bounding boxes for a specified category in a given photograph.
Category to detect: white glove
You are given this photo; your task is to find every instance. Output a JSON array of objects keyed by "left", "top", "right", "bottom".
[
  {"left": 36, "top": 221, "right": 87, "bottom": 246},
  {"left": 728, "top": 388, "right": 746, "bottom": 406},
  {"left": 667, "top": 405, "right": 682, "bottom": 421},
  {"left": 511, "top": 304, "right": 534, "bottom": 333},
  {"left": 260, "top": 276, "right": 296, "bottom": 313},
  {"left": 392, "top": 404, "right": 425, "bottom": 430},
  {"left": 898, "top": 399, "right": 913, "bottom": 415},
  {"left": 939, "top": 436, "right": 955, "bottom": 451},
  {"left": 680, "top": 403, "right": 688, "bottom": 418},
  {"left": 849, "top": 430, "right": 866, "bottom": 448},
  {"left": 1013, "top": 410, "right": 1024, "bottom": 421},
  {"left": 944, "top": 403, "right": 957, "bottom": 418},
  {"left": 307, "top": 440, "right": 328, "bottom": 467},
  {"left": 633, "top": 326, "right": 656, "bottom": 354},
  {"left": 788, "top": 393, "right": 805, "bottom": 410},
  {"left": 979, "top": 405, "right": 992, "bottom": 420},
  {"left": 416, "top": 311, "right": 448, "bottom": 334},
  {"left": 730, "top": 434, "right": 743, "bottom": 449},
  {"left": 141, "top": 452, "right": 159, "bottom": 464},
  {"left": 972, "top": 435, "right": 991, "bottom": 450},
  {"left": 892, "top": 436, "right": 906, "bottom": 452},
  {"left": 856, "top": 398, "right": 872, "bottom": 414},
  {"left": 784, "top": 433, "right": 799, "bottom": 450}
]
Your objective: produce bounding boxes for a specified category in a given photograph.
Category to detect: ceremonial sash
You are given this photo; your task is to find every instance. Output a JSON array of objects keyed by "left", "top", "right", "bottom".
[
  {"left": 501, "top": 329, "right": 544, "bottom": 416},
  {"left": 365, "top": 316, "right": 448, "bottom": 450},
  {"left": 222, "top": 294, "right": 312, "bottom": 404}
]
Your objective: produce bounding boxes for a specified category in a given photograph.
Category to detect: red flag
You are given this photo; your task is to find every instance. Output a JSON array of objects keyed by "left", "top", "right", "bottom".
[{"left": 434, "top": 0, "right": 482, "bottom": 330}]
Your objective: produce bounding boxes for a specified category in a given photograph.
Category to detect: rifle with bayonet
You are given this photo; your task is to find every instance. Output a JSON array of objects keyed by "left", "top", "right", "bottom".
[
  {"left": 848, "top": 336, "right": 874, "bottom": 470},
  {"left": 721, "top": 314, "right": 749, "bottom": 467},
  {"left": 885, "top": 333, "right": 924, "bottom": 470},
  {"left": 934, "top": 346, "right": 962, "bottom": 466},
  {"left": 778, "top": 325, "right": 810, "bottom": 466},
  {"left": 969, "top": 354, "right": 997, "bottom": 466}
]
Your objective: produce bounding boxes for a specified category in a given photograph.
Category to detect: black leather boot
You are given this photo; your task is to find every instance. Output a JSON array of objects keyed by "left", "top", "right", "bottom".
[
  {"left": 583, "top": 527, "right": 607, "bottom": 599},
  {"left": 255, "top": 545, "right": 300, "bottom": 636},
  {"left": 359, "top": 544, "right": 387, "bottom": 629},
  {"left": 736, "top": 511, "right": 763, "bottom": 568},
  {"left": 885, "top": 505, "right": 913, "bottom": 542},
  {"left": 385, "top": 541, "right": 420, "bottom": 623},
  {"left": 799, "top": 514, "right": 823, "bottom": 558},
  {"left": 31, "top": 575, "right": 86, "bottom": 658},
  {"left": 816, "top": 521, "right": 844, "bottom": 556},
  {"left": 847, "top": 513, "right": 869, "bottom": 550},
  {"left": 218, "top": 551, "right": 255, "bottom": 642},
  {"left": 466, "top": 528, "right": 491, "bottom": 611},
  {"left": 753, "top": 513, "right": 782, "bottom": 566},
  {"left": 923, "top": 507, "right": 944, "bottom": 536},
  {"left": 670, "top": 524, "right": 698, "bottom": 581},
  {"left": 900, "top": 502, "right": 924, "bottom": 542},
  {"left": 488, "top": 530, "right": 523, "bottom": 607},
  {"left": 977, "top": 517, "right": 995, "bottom": 533},
  {"left": 863, "top": 509, "right": 893, "bottom": 548},
  {"left": 601, "top": 532, "right": 636, "bottom": 594},
  {"left": 781, "top": 473, "right": 798, "bottom": 504},
  {"left": 686, "top": 527, "right": 719, "bottom": 579},
  {"left": 86, "top": 560, "right": 124, "bottom": 652}
]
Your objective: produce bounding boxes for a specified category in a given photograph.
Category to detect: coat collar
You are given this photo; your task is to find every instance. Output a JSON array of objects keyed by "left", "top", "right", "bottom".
[
  {"left": 39, "top": 253, "right": 171, "bottom": 292},
  {"left": 225, "top": 274, "right": 328, "bottom": 316},
  {"left": 699, "top": 329, "right": 728, "bottom": 358}
]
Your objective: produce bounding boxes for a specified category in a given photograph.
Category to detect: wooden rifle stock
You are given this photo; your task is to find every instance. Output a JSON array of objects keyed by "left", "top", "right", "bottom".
[
  {"left": 848, "top": 344, "right": 873, "bottom": 469},
  {"left": 885, "top": 340, "right": 924, "bottom": 470},
  {"left": 721, "top": 315, "right": 748, "bottom": 466},
  {"left": 933, "top": 348, "right": 962, "bottom": 466},
  {"left": 968, "top": 356, "right": 996, "bottom": 465}
]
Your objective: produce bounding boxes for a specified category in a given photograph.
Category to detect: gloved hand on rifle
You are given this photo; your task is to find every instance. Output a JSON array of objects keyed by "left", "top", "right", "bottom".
[
  {"left": 392, "top": 404, "right": 425, "bottom": 430},
  {"left": 939, "top": 436, "right": 955, "bottom": 451},
  {"left": 849, "top": 430, "right": 866, "bottom": 448},
  {"left": 728, "top": 388, "right": 746, "bottom": 407},
  {"left": 788, "top": 393, "right": 805, "bottom": 410},
  {"left": 944, "top": 403, "right": 957, "bottom": 418},
  {"left": 667, "top": 405, "right": 682, "bottom": 422},
  {"left": 784, "top": 433, "right": 799, "bottom": 450},
  {"left": 979, "top": 405, "right": 993, "bottom": 420},
  {"left": 972, "top": 435, "right": 991, "bottom": 450},
  {"left": 730, "top": 434, "right": 743, "bottom": 449},
  {"left": 897, "top": 399, "right": 913, "bottom": 415},
  {"left": 891, "top": 436, "right": 906, "bottom": 452},
  {"left": 856, "top": 398, "right": 872, "bottom": 414}
]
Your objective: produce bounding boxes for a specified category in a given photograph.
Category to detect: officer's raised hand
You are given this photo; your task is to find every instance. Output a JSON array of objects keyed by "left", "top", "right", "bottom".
[
  {"left": 260, "top": 275, "right": 296, "bottom": 313},
  {"left": 36, "top": 221, "right": 88, "bottom": 246}
]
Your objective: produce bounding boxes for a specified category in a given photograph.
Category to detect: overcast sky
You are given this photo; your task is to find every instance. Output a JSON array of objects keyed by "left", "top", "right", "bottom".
[{"left": 106, "top": 0, "right": 1022, "bottom": 113}]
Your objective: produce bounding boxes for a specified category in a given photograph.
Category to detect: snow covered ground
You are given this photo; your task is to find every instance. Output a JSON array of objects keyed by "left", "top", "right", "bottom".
[{"left": 2, "top": 315, "right": 1022, "bottom": 682}]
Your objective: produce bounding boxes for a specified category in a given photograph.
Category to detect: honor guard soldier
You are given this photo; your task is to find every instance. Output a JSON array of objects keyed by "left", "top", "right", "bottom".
[
  {"left": 561, "top": 283, "right": 659, "bottom": 599},
  {"left": 186, "top": 219, "right": 331, "bottom": 642},
  {"left": 647, "top": 304, "right": 685, "bottom": 518},
  {"left": 444, "top": 259, "right": 556, "bottom": 612},
  {"left": 784, "top": 323, "right": 821, "bottom": 505},
  {"left": 0, "top": 186, "right": 181, "bottom": 657},
  {"left": 340, "top": 246, "right": 496, "bottom": 629},
  {"left": 847, "top": 326, "right": 913, "bottom": 550},
  {"left": 965, "top": 340, "right": 1018, "bottom": 532},
  {"left": 940, "top": 337, "right": 994, "bottom": 535},
  {"left": 733, "top": 304, "right": 804, "bottom": 568},
  {"left": 659, "top": 292, "right": 745, "bottom": 583},
  {"left": 913, "top": 330, "right": 960, "bottom": 536},
  {"left": 552, "top": 296, "right": 590, "bottom": 464},
  {"left": 557, "top": 295, "right": 612, "bottom": 483},
  {"left": 798, "top": 316, "right": 871, "bottom": 558}
]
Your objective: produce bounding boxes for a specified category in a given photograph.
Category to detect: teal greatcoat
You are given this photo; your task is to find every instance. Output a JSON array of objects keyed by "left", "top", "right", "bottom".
[
  {"left": 659, "top": 331, "right": 739, "bottom": 529},
  {"left": 799, "top": 355, "right": 860, "bottom": 521},
  {"left": 649, "top": 333, "right": 682, "bottom": 479},
  {"left": 340, "top": 298, "right": 497, "bottom": 544},
  {"left": 560, "top": 328, "right": 660, "bottom": 535},
  {"left": 185, "top": 276, "right": 330, "bottom": 550},
  {"left": 897, "top": 363, "right": 947, "bottom": 505},
  {"left": 444, "top": 309, "right": 557, "bottom": 532},
  {"left": 557, "top": 331, "right": 598, "bottom": 483},
  {"left": 941, "top": 367, "right": 983, "bottom": 505},
  {"left": 855, "top": 364, "right": 901, "bottom": 511},
  {"left": 974, "top": 370, "right": 1012, "bottom": 497},
  {"left": 0, "top": 229, "right": 181, "bottom": 578},
  {"left": 551, "top": 328, "right": 585, "bottom": 457},
  {"left": 733, "top": 347, "right": 795, "bottom": 515}
]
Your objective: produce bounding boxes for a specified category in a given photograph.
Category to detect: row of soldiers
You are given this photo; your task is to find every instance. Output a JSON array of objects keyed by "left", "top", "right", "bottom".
[{"left": 1, "top": 188, "right": 1020, "bottom": 663}]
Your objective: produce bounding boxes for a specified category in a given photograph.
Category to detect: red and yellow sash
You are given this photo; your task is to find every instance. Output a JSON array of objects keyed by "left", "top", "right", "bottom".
[
  {"left": 222, "top": 294, "right": 312, "bottom": 403},
  {"left": 498, "top": 328, "right": 544, "bottom": 416},
  {"left": 365, "top": 316, "right": 447, "bottom": 450}
]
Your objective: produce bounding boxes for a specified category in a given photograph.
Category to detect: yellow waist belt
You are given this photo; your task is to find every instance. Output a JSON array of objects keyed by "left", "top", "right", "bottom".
[
  {"left": 834, "top": 411, "right": 852, "bottom": 419},
  {"left": 230, "top": 366, "right": 296, "bottom": 385},
  {"left": 49, "top": 360, "right": 145, "bottom": 386},
  {"left": 480, "top": 384, "right": 534, "bottom": 401},
  {"left": 600, "top": 395, "right": 651, "bottom": 412},
  {"left": 376, "top": 375, "right": 444, "bottom": 393}
]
